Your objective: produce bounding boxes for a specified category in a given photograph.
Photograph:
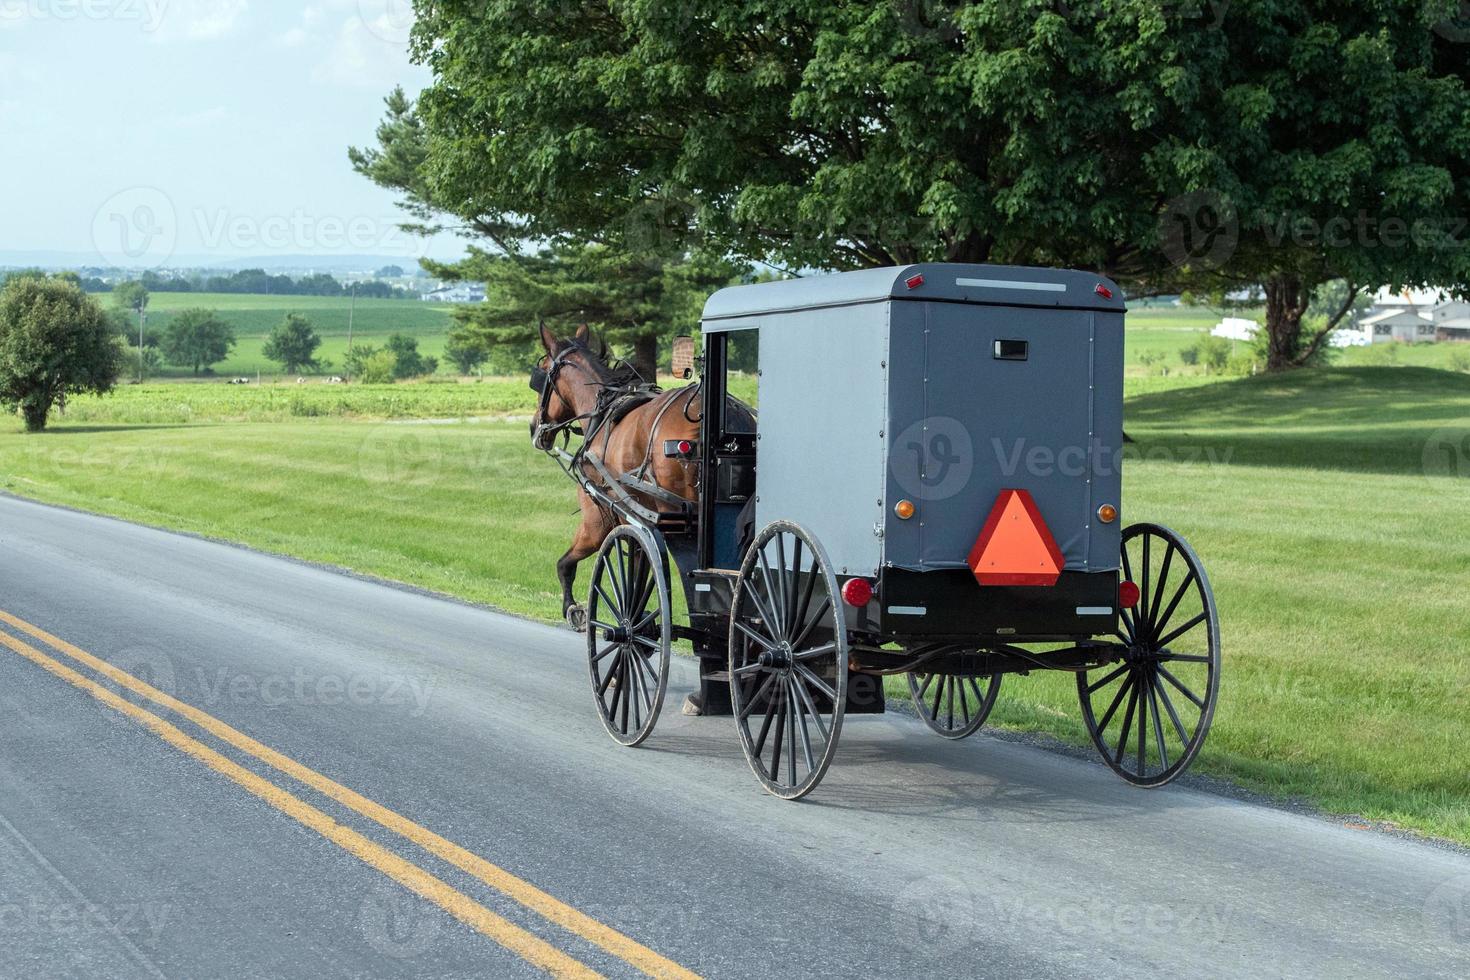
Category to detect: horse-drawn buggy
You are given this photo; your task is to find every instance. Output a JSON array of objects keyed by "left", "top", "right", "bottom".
[{"left": 532, "top": 263, "right": 1220, "bottom": 799}]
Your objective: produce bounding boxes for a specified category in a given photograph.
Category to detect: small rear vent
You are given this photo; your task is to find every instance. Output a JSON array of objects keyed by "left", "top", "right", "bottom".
[{"left": 993, "top": 339, "right": 1029, "bottom": 361}]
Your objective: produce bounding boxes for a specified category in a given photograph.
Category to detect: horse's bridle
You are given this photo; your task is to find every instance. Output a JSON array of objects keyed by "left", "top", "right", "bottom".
[{"left": 530, "top": 343, "right": 604, "bottom": 449}]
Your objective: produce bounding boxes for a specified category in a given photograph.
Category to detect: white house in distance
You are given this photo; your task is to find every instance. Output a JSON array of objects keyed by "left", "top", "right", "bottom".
[
  {"left": 421, "top": 283, "right": 487, "bottom": 303},
  {"left": 1210, "top": 288, "right": 1470, "bottom": 348},
  {"left": 1334, "top": 287, "right": 1470, "bottom": 345}
]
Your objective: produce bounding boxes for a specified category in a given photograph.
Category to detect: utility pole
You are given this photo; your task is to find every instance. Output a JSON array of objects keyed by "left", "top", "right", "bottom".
[
  {"left": 137, "top": 308, "right": 147, "bottom": 383},
  {"left": 345, "top": 281, "right": 357, "bottom": 380}
]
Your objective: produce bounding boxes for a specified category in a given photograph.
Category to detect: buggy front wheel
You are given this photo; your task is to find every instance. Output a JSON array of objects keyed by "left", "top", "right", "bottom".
[
  {"left": 907, "top": 667, "right": 1002, "bottom": 740},
  {"left": 1077, "top": 523, "right": 1220, "bottom": 786},
  {"left": 728, "top": 521, "right": 847, "bottom": 800},
  {"left": 586, "top": 525, "right": 672, "bottom": 747}
]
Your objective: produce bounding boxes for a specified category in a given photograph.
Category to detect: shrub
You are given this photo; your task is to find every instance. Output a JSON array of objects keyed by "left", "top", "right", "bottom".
[{"left": 357, "top": 349, "right": 398, "bottom": 384}]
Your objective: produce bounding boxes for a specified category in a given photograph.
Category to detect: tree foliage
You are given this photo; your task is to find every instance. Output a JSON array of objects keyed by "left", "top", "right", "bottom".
[
  {"left": 0, "top": 276, "right": 121, "bottom": 431},
  {"left": 426, "top": 244, "right": 738, "bottom": 378},
  {"left": 162, "top": 308, "right": 237, "bottom": 375},
  {"left": 262, "top": 313, "right": 322, "bottom": 374},
  {"left": 379, "top": 0, "right": 1470, "bottom": 371}
]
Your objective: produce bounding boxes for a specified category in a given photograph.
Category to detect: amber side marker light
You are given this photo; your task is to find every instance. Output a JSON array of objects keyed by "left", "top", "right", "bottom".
[
  {"left": 894, "top": 499, "right": 916, "bottom": 520},
  {"left": 1097, "top": 503, "right": 1118, "bottom": 524}
]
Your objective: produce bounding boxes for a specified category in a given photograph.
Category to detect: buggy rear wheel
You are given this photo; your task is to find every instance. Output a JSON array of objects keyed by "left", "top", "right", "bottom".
[
  {"left": 1077, "top": 523, "right": 1220, "bottom": 786},
  {"left": 586, "top": 525, "right": 671, "bottom": 747},
  {"left": 729, "top": 521, "right": 847, "bottom": 800},
  {"left": 907, "top": 668, "right": 1002, "bottom": 740}
]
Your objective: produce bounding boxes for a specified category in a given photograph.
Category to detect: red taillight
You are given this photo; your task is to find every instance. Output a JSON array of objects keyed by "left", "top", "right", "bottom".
[
  {"left": 841, "top": 578, "right": 873, "bottom": 607},
  {"left": 677, "top": 439, "right": 692, "bottom": 454},
  {"left": 1119, "top": 580, "right": 1140, "bottom": 608},
  {"left": 1094, "top": 283, "right": 1114, "bottom": 299},
  {"left": 905, "top": 274, "right": 925, "bottom": 290}
]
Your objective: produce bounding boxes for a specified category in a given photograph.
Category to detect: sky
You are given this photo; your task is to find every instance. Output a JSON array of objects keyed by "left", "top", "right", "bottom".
[{"left": 0, "top": 0, "right": 466, "bottom": 267}]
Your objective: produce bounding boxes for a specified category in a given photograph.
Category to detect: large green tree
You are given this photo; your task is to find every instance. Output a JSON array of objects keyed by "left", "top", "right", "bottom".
[
  {"left": 162, "top": 308, "right": 236, "bottom": 375},
  {"left": 262, "top": 314, "right": 322, "bottom": 374},
  {"left": 0, "top": 276, "right": 121, "bottom": 431},
  {"left": 378, "top": 0, "right": 1469, "bottom": 370}
]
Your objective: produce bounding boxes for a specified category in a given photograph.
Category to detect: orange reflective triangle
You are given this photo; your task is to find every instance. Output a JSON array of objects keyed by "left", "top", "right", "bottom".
[{"left": 968, "top": 489, "right": 1064, "bottom": 587}]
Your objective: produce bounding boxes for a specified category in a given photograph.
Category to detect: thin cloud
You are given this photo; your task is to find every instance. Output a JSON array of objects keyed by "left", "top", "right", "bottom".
[{"left": 148, "top": 0, "right": 249, "bottom": 42}]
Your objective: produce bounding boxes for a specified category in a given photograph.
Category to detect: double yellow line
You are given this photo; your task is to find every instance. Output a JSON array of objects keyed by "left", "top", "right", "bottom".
[{"left": 0, "top": 609, "right": 699, "bottom": 980}]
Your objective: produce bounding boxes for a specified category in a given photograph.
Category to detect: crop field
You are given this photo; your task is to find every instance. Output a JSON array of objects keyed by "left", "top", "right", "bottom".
[
  {"left": 118, "top": 292, "right": 457, "bottom": 378},
  {"left": 2, "top": 366, "right": 1467, "bottom": 843}
]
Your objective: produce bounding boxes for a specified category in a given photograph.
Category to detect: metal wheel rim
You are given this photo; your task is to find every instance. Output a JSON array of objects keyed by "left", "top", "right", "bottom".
[
  {"left": 907, "top": 667, "right": 1002, "bottom": 740},
  {"left": 586, "top": 526, "right": 671, "bottom": 747},
  {"left": 728, "top": 520, "right": 847, "bottom": 800},
  {"left": 1077, "top": 523, "right": 1220, "bottom": 787}
]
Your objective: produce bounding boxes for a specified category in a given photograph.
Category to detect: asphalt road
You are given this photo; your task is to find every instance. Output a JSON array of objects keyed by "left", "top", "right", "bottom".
[{"left": 0, "top": 493, "right": 1466, "bottom": 979}]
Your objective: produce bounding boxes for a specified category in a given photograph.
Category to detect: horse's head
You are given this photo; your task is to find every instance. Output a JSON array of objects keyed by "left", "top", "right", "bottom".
[{"left": 530, "top": 321, "right": 611, "bottom": 451}]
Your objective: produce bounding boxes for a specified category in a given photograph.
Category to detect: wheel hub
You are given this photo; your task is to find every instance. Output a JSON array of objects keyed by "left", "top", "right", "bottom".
[
  {"left": 757, "top": 644, "right": 793, "bottom": 670},
  {"left": 602, "top": 622, "right": 631, "bottom": 643}
]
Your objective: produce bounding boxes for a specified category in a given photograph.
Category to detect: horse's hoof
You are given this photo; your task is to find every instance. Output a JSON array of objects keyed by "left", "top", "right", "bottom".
[
  {"left": 681, "top": 692, "right": 705, "bottom": 717},
  {"left": 566, "top": 604, "right": 588, "bottom": 633}
]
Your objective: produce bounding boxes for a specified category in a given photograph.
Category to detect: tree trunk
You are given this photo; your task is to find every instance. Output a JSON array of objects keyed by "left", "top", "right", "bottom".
[
  {"left": 1263, "top": 274, "right": 1309, "bottom": 372},
  {"left": 630, "top": 333, "right": 659, "bottom": 382},
  {"left": 22, "top": 398, "right": 50, "bottom": 432}
]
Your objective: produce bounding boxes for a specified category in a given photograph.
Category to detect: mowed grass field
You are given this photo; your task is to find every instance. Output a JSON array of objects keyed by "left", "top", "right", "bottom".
[
  {"left": 126, "top": 292, "right": 457, "bottom": 378},
  {"left": 1, "top": 366, "right": 1467, "bottom": 842}
]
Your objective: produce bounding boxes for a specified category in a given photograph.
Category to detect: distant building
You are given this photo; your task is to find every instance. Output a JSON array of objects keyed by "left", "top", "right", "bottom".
[
  {"left": 1340, "top": 293, "right": 1469, "bottom": 345},
  {"left": 1433, "top": 302, "right": 1470, "bottom": 343},
  {"left": 421, "top": 283, "right": 486, "bottom": 303},
  {"left": 1211, "top": 317, "right": 1259, "bottom": 342}
]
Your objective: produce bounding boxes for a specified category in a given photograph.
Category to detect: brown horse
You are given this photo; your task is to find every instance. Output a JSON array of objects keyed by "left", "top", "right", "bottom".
[{"left": 531, "top": 323, "right": 703, "bottom": 626}]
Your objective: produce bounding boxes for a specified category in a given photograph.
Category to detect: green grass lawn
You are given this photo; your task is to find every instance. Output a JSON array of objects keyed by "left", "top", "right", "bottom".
[{"left": 2, "top": 367, "right": 1467, "bottom": 843}]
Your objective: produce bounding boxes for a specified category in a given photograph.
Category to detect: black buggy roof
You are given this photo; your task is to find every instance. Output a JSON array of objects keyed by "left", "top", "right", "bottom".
[{"left": 702, "top": 263, "right": 1125, "bottom": 328}]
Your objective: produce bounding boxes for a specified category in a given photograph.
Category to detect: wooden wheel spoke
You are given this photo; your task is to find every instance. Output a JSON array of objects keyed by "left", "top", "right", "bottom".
[
  {"left": 1150, "top": 568, "right": 1197, "bottom": 640},
  {"left": 756, "top": 548, "right": 787, "bottom": 640},
  {"left": 795, "top": 663, "right": 837, "bottom": 702},
  {"left": 1147, "top": 677, "right": 1170, "bottom": 769},
  {"left": 769, "top": 686, "right": 786, "bottom": 782},
  {"left": 592, "top": 642, "right": 619, "bottom": 664},
  {"left": 734, "top": 618, "right": 778, "bottom": 653},
  {"left": 790, "top": 673, "right": 830, "bottom": 743},
  {"left": 1158, "top": 652, "right": 1211, "bottom": 664},
  {"left": 1157, "top": 663, "right": 1205, "bottom": 710},
  {"left": 792, "top": 678, "right": 817, "bottom": 775},
  {"left": 790, "top": 596, "right": 832, "bottom": 652},
  {"left": 1086, "top": 663, "right": 1129, "bottom": 695},
  {"left": 793, "top": 641, "right": 837, "bottom": 662},
  {"left": 1154, "top": 673, "right": 1191, "bottom": 743},
  {"left": 753, "top": 688, "right": 780, "bottom": 758},
  {"left": 739, "top": 672, "right": 779, "bottom": 721},
  {"left": 1112, "top": 682, "right": 1140, "bottom": 766},
  {"left": 916, "top": 672, "right": 937, "bottom": 700},
  {"left": 1148, "top": 543, "right": 1176, "bottom": 634},
  {"left": 1095, "top": 673, "right": 1135, "bottom": 735},
  {"left": 1156, "top": 611, "right": 1207, "bottom": 649},
  {"left": 593, "top": 581, "right": 620, "bottom": 619}
]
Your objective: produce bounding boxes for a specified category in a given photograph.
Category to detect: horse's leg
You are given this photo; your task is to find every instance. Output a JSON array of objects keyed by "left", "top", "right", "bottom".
[{"left": 558, "top": 495, "right": 615, "bottom": 631}]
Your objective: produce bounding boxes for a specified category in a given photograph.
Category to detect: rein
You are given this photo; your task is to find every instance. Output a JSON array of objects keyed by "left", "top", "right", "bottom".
[{"left": 531, "top": 342, "right": 700, "bottom": 525}]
